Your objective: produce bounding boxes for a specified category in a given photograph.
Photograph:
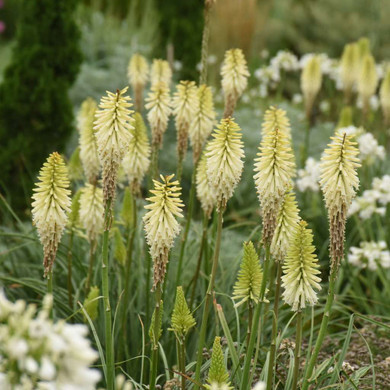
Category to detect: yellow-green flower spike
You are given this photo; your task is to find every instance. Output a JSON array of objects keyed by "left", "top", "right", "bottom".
[
  {"left": 196, "top": 151, "right": 216, "bottom": 218},
  {"left": 79, "top": 184, "right": 104, "bottom": 246},
  {"left": 120, "top": 187, "right": 134, "bottom": 229},
  {"left": 320, "top": 132, "right": 360, "bottom": 267},
  {"left": 380, "top": 68, "right": 390, "bottom": 125},
  {"left": 149, "top": 300, "right": 164, "bottom": 347},
  {"left": 357, "top": 37, "right": 371, "bottom": 62},
  {"left": 172, "top": 80, "right": 199, "bottom": 162},
  {"left": 339, "top": 43, "right": 359, "bottom": 100},
  {"left": 122, "top": 112, "right": 151, "bottom": 194},
  {"left": 150, "top": 59, "right": 172, "bottom": 87},
  {"left": 83, "top": 286, "right": 100, "bottom": 322},
  {"left": 170, "top": 286, "right": 196, "bottom": 338},
  {"left": 78, "top": 97, "right": 100, "bottom": 184},
  {"left": 113, "top": 227, "right": 126, "bottom": 266},
  {"left": 145, "top": 81, "right": 171, "bottom": 148},
  {"left": 261, "top": 106, "right": 291, "bottom": 138},
  {"left": 357, "top": 55, "right": 378, "bottom": 115},
  {"left": 254, "top": 128, "right": 296, "bottom": 245},
  {"left": 205, "top": 337, "right": 232, "bottom": 390},
  {"left": 32, "top": 152, "right": 71, "bottom": 276},
  {"left": 189, "top": 84, "right": 216, "bottom": 162},
  {"left": 282, "top": 220, "right": 321, "bottom": 311},
  {"left": 301, "top": 55, "right": 322, "bottom": 118},
  {"left": 271, "top": 190, "right": 300, "bottom": 261},
  {"left": 67, "top": 147, "right": 83, "bottom": 181},
  {"left": 94, "top": 87, "right": 134, "bottom": 208},
  {"left": 143, "top": 175, "right": 184, "bottom": 288},
  {"left": 221, "top": 48, "right": 249, "bottom": 118},
  {"left": 127, "top": 53, "right": 149, "bottom": 111},
  {"left": 67, "top": 189, "right": 82, "bottom": 229},
  {"left": 336, "top": 106, "right": 353, "bottom": 129},
  {"left": 232, "top": 241, "right": 264, "bottom": 307},
  {"left": 206, "top": 117, "right": 245, "bottom": 211}
]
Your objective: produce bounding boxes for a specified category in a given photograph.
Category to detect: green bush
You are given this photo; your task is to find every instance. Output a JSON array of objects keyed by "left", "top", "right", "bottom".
[{"left": 0, "top": 0, "right": 82, "bottom": 212}]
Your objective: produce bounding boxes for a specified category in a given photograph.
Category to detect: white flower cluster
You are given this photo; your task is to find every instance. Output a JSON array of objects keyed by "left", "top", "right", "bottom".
[
  {"left": 270, "top": 50, "right": 299, "bottom": 72},
  {"left": 337, "top": 126, "right": 385, "bottom": 164},
  {"left": 0, "top": 293, "right": 100, "bottom": 390},
  {"left": 296, "top": 157, "right": 321, "bottom": 192},
  {"left": 356, "top": 94, "right": 380, "bottom": 111},
  {"left": 349, "top": 175, "right": 390, "bottom": 219},
  {"left": 348, "top": 241, "right": 390, "bottom": 270}
]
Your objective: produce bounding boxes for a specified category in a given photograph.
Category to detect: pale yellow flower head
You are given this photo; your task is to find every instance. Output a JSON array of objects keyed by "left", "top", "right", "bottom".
[
  {"left": 282, "top": 220, "right": 321, "bottom": 311},
  {"left": 172, "top": 80, "right": 199, "bottom": 161},
  {"left": 320, "top": 132, "right": 360, "bottom": 266},
  {"left": 145, "top": 82, "right": 171, "bottom": 147},
  {"left": 253, "top": 128, "right": 296, "bottom": 244},
  {"left": 339, "top": 43, "right": 359, "bottom": 99},
  {"left": 261, "top": 106, "right": 291, "bottom": 138},
  {"left": 271, "top": 190, "right": 300, "bottom": 261},
  {"left": 196, "top": 151, "right": 216, "bottom": 218},
  {"left": 357, "top": 55, "right": 378, "bottom": 113},
  {"left": 79, "top": 184, "right": 104, "bottom": 246},
  {"left": 189, "top": 84, "right": 217, "bottom": 162},
  {"left": 380, "top": 68, "right": 390, "bottom": 125},
  {"left": 221, "top": 48, "right": 249, "bottom": 117},
  {"left": 122, "top": 112, "right": 151, "bottom": 193},
  {"left": 32, "top": 152, "right": 71, "bottom": 276},
  {"left": 206, "top": 117, "right": 245, "bottom": 211},
  {"left": 301, "top": 55, "right": 322, "bottom": 117},
  {"left": 127, "top": 53, "right": 149, "bottom": 111},
  {"left": 94, "top": 87, "right": 134, "bottom": 207},
  {"left": 78, "top": 97, "right": 100, "bottom": 184},
  {"left": 143, "top": 174, "right": 184, "bottom": 288},
  {"left": 150, "top": 59, "right": 172, "bottom": 87}
]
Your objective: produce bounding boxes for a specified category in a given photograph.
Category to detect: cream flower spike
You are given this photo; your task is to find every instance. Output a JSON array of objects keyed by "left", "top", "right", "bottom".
[
  {"left": 143, "top": 174, "right": 184, "bottom": 288},
  {"left": 206, "top": 117, "right": 245, "bottom": 211},
  {"left": 122, "top": 112, "right": 151, "bottom": 194},
  {"left": 357, "top": 55, "right": 378, "bottom": 115},
  {"left": 320, "top": 132, "right": 360, "bottom": 267},
  {"left": 221, "top": 48, "right": 249, "bottom": 118},
  {"left": 172, "top": 80, "right": 199, "bottom": 162},
  {"left": 145, "top": 81, "right": 172, "bottom": 148},
  {"left": 189, "top": 84, "right": 216, "bottom": 162},
  {"left": 254, "top": 128, "right": 296, "bottom": 245},
  {"left": 78, "top": 97, "right": 100, "bottom": 184},
  {"left": 94, "top": 87, "right": 134, "bottom": 209},
  {"left": 261, "top": 106, "right": 291, "bottom": 138},
  {"left": 271, "top": 190, "right": 300, "bottom": 261},
  {"left": 339, "top": 43, "right": 359, "bottom": 101},
  {"left": 196, "top": 151, "right": 216, "bottom": 218},
  {"left": 127, "top": 53, "right": 149, "bottom": 111},
  {"left": 301, "top": 55, "right": 322, "bottom": 118},
  {"left": 282, "top": 220, "right": 321, "bottom": 311},
  {"left": 150, "top": 59, "right": 172, "bottom": 87},
  {"left": 380, "top": 68, "right": 390, "bottom": 125},
  {"left": 32, "top": 152, "right": 71, "bottom": 276},
  {"left": 79, "top": 184, "right": 104, "bottom": 245}
]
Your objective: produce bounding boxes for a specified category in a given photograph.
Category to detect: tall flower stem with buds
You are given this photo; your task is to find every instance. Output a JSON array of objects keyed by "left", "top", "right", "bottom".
[{"left": 292, "top": 307, "right": 303, "bottom": 390}]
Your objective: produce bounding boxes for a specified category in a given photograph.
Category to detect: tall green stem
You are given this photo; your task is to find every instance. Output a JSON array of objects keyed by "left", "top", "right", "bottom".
[
  {"left": 149, "top": 283, "right": 162, "bottom": 390},
  {"left": 85, "top": 239, "right": 96, "bottom": 293},
  {"left": 292, "top": 309, "right": 303, "bottom": 390},
  {"left": 241, "top": 246, "right": 271, "bottom": 390},
  {"left": 301, "top": 267, "right": 337, "bottom": 390},
  {"left": 176, "top": 168, "right": 197, "bottom": 286},
  {"left": 66, "top": 231, "right": 74, "bottom": 308},
  {"left": 102, "top": 199, "right": 115, "bottom": 390},
  {"left": 266, "top": 261, "right": 283, "bottom": 390},
  {"left": 301, "top": 119, "right": 311, "bottom": 168},
  {"left": 47, "top": 269, "right": 53, "bottom": 295},
  {"left": 179, "top": 338, "right": 186, "bottom": 390},
  {"left": 193, "top": 209, "right": 224, "bottom": 389}
]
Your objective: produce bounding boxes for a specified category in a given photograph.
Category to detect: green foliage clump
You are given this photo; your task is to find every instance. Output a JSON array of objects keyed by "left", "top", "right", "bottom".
[{"left": 0, "top": 0, "right": 82, "bottom": 211}]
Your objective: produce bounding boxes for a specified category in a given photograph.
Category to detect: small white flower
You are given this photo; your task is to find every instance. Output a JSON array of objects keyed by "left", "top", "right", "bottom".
[{"left": 296, "top": 157, "right": 321, "bottom": 192}]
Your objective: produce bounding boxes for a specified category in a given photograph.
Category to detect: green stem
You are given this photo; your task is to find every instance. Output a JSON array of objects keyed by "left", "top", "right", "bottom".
[
  {"left": 266, "top": 261, "right": 282, "bottom": 390},
  {"left": 199, "top": 1, "right": 212, "bottom": 85},
  {"left": 85, "top": 239, "right": 96, "bottom": 293},
  {"left": 149, "top": 283, "right": 162, "bottom": 390},
  {"left": 177, "top": 155, "right": 184, "bottom": 183},
  {"left": 301, "top": 267, "right": 337, "bottom": 390},
  {"left": 241, "top": 246, "right": 271, "bottom": 390},
  {"left": 292, "top": 309, "right": 303, "bottom": 390},
  {"left": 66, "top": 231, "right": 74, "bottom": 308},
  {"left": 102, "top": 199, "right": 115, "bottom": 390},
  {"left": 150, "top": 142, "right": 159, "bottom": 184},
  {"left": 193, "top": 208, "right": 224, "bottom": 389},
  {"left": 176, "top": 168, "right": 197, "bottom": 286},
  {"left": 300, "top": 119, "right": 311, "bottom": 168},
  {"left": 179, "top": 338, "right": 186, "bottom": 390},
  {"left": 47, "top": 269, "right": 53, "bottom": 295},
  {"left": 246, "top": 301, "right": 253, "bottom": 349},
  {"left": 190, "top": 212, "right": 209, "bottom": 309}
]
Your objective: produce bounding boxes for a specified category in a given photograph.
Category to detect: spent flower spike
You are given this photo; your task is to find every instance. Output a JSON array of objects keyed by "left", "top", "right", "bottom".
[{"left": 32, "top": 152, "right": 71, "bottom": 276}]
